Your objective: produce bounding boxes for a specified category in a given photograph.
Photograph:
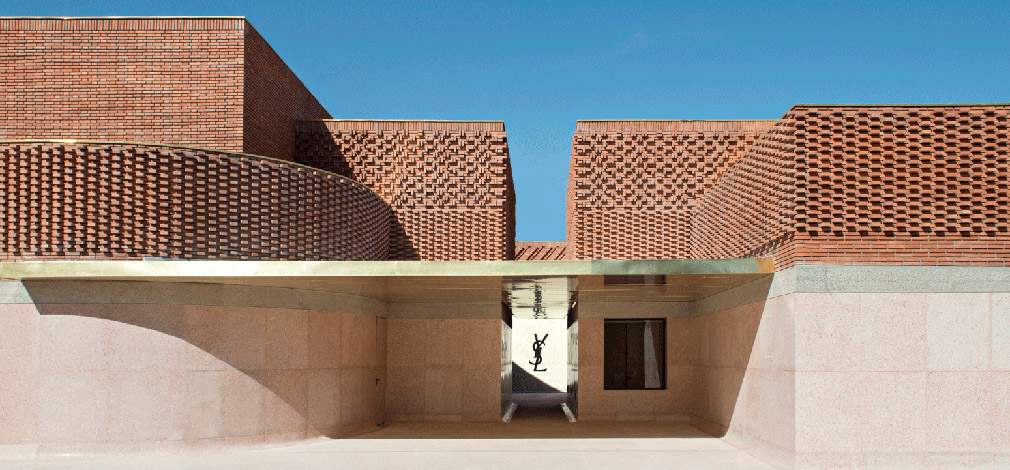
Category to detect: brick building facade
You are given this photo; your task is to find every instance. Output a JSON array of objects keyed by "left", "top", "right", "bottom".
[
  {"left": 566, "top": 120, "right": 774, "bottom": 260},
  {"left": 0, "top": 17, "right": 330, "bottom": 160},
  {"left": 568, "top": 106, "right": 1010, "bottom": 268},
  {"left": 1, "top": 17, "right": 514, "bottom": 261},
  {"left": 4, "top": 16, "right": 1010, "bottom": 470}
]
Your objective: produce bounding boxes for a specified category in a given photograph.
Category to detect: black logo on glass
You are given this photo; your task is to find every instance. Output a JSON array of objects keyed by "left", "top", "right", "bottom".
[{"left": 530, "top": 334, "right": 548, "bottom": 371}]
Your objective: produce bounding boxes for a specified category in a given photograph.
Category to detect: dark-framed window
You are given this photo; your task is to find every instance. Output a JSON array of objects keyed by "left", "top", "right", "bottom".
[{"left": 603, "top": 319, "right": 666, "bottom": 390}]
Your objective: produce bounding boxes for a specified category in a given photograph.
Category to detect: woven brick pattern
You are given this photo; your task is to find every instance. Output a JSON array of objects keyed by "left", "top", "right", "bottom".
[
  {"left": 694, "top": 105, "right": 1010, "bottom": 266},
  {"left": 579, "top": 210, "right": 693, "bottom": 259},
  {"left": 1, "top": 142, "right": 390, "bottom": 261},
  {"left": 296, "top": 121, "right": 515, "bottom": 260},
  {"left": 796, "top": 106, "right": 1010, "bottom": 237},
  {"left": 692, "top": 116, "right": 800, "bottom": 259},
  {"left": 514, "top": 242, "right": 569, "bottom": 261},
  {"left": 567, "top": 121, "right": 774, "bottom": 259}
]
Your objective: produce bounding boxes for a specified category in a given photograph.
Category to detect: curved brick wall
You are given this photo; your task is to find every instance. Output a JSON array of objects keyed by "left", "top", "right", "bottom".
[
  {"left": 694, "top": 104, "right": 1010, "bottom": 266},
  {"left": 566, "top": 120, "right": 775, "bottom": 260},
  {"left": 1, "top": 141, "right": 390, "bottom": 261}
]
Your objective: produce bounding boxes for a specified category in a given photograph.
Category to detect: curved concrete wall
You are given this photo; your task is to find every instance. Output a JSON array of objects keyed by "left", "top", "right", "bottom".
[
  {"left": 0, "top": 280, "right": 386, "bottom": 458},
  {"left": 1, "top": 141, "right": 390, "bottom": 261}
]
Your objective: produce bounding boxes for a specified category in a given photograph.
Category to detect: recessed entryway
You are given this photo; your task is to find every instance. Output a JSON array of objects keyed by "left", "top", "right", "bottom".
[{"left": 501, "top": 277, "right": 578, "bottom": 422}]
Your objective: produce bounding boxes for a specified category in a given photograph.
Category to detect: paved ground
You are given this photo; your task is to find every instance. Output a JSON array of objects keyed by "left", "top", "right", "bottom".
[{"left": 3, "top": 417, "right": 773, "bottom": 470}]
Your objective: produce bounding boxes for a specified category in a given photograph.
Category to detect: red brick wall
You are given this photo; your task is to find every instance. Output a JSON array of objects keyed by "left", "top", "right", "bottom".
[
  {"left": 566, "top": 120, "right": 775, "bottom": 259},
  {"left": 0, "top": 18, "right": 330, "bottom": 161},
  {"left": 243, "top": 25, "right": 330, "bottom": 161},
  {"left": 694, "top": 105, "right": 1010, "bottom": 267},
  {"left": 0, "top": 18, "right": 246, "bottom": 151},
  {"left": 1, "top": 141, "right": 390, "bottom": 261},
  {"left": 296, "top": 120, "right": 515, "bottom": 260},
  {"left": 691, "top": 116, "right": 800, "bottom": 260}
]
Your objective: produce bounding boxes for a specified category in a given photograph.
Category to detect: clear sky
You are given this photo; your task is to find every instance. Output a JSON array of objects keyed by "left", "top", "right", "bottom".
[{"left": 6, "top": 1, "right": 1010, "bottom": 241}]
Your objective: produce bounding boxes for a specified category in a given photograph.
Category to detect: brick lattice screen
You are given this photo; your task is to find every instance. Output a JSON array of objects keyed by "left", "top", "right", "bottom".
[
  {"left": 296, "top": 121, "right": 516, "bottom": 260},
  {"left": 566, "top": 120, "right": 775, "bottom": 260},
  {"left": 694, "top": 105, "right": 1010, "bottom": 266},
  {"left": 1, "top": 142, "right": 390, "bottom": 261}
]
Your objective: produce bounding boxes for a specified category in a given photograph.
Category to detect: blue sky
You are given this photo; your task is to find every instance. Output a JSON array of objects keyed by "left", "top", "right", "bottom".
[{"left": 6, "top": 1, "right": 1010, "bottom": 241}]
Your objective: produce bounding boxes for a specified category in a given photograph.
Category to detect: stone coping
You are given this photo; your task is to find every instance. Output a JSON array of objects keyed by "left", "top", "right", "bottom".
[{"left": 0, "top": 258, "right": 774, "bottom": 280}]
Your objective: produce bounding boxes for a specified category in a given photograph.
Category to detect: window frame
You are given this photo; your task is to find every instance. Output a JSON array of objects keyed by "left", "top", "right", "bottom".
[{"left": 602, "top": 318, "right": 667, "bottom": 391}]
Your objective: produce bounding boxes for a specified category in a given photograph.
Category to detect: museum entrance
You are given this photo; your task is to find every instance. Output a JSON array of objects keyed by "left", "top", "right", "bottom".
[{"left": 501, "top": 277, "right": 578, "bottom": 422}]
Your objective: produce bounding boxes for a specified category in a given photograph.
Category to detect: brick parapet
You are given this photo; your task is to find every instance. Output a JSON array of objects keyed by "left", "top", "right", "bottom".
[
  {"left": 575, "top": 120, "right": 777, "bottom": 133},
  {"left": 1, "top": 141, "right": 390, "bottom": 261},
  {"left": 300, "top": 120, "right": 505, "bottom": 133},
  {"left": 0, "top": 17, "right": 246, "bottom": 31}
]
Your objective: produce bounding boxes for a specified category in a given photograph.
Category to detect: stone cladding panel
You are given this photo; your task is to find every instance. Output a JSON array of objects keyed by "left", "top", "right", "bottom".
[
  {"left": 1, "top": 142, "right": 390, "bottom": 261},
  {"left": 296, "top": 121, "right": 515, "bottom": 260}
]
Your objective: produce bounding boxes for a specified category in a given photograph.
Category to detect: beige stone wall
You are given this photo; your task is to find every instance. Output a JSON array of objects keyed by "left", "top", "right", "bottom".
[
  {"left": 0, "top": 281, "right": 386, "bottom": 458},
  {"left": 687, "top": 284, "right": 1010, "bottom": 468},
  {"left": 688, "top": 295, "right": 796, "bottom": 468},
  {"left": 577, "top": 317, "right": 694, "bottom": 421},
  {"left": 791, "top": 292, "right": 1010, "bottom": 468},
  {"left": 385, "top": 318, "right": 500, "bottom": 422}
]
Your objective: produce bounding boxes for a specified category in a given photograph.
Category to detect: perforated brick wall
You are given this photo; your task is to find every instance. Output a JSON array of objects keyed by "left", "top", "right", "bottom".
[
  {"left": 296, "top": 120, "right": 516, "bottom": 260},
  {"left": 693, "top": 105, "right": 1010, "bottom": 267},
  {"left": 0, "top": 17, "right": 329, "bottom": 162},
  {"left": 566, "top": 120, "right": 775, "bottom": 260},
  {"left": 1, "top": 141, "right": 390, "bottom": 261},
  {"left": 691, "top": 116, "right": 800, "bottom": 260}
]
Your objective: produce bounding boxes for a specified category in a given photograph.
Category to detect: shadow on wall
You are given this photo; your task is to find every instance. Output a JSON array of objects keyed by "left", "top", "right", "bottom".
[
  {"left": 294, "top": 141, "right": 419, "bottom": 262},
  {"left": 512, "top": 364, "right": 562, "bottom": 394},
  {"left": 578, "top": 275, "right": 777, "bottom": 440},
  {"left": 390, "top": 217, "right": 420, "bottom": 260},
  {"left": 13, "top": 280, "right": 385, "bottom": 454},
  {"left": 686, "top": 275, "right": 785, "bottom": 449}
]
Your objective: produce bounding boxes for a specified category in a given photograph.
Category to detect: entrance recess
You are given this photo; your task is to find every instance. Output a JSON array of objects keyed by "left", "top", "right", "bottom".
[{"left": 501, "top": 276, "right": 578, "bottom": 422}]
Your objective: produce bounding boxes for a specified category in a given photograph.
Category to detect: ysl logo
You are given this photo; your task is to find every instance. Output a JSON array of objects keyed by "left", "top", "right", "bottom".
[{"left": 530, "top": 334, "right": 548, "bottom": 371}]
